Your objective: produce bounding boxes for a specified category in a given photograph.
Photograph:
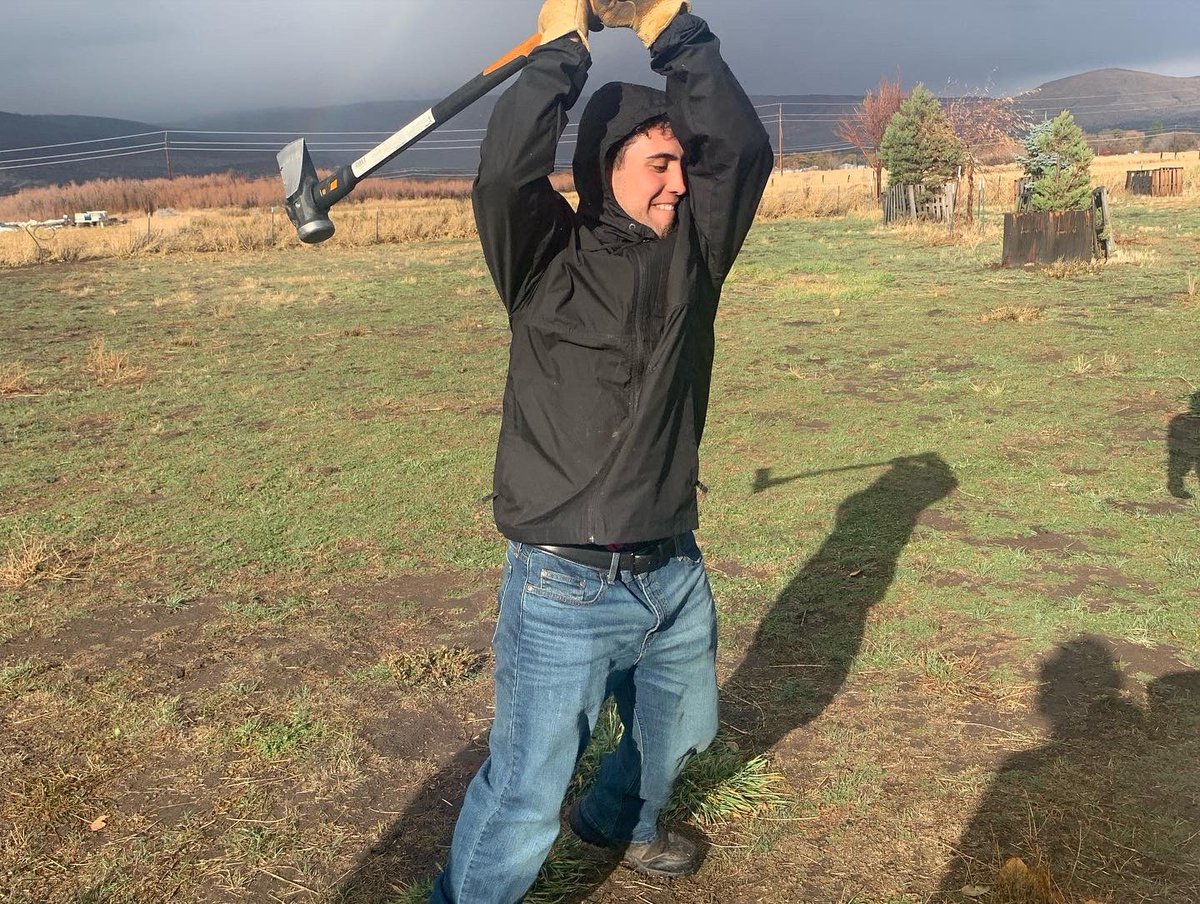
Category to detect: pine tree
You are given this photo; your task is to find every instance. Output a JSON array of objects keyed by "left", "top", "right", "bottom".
[
  {"left": 1019, "top": 111, "right": 1094, "bottom": 212},
  {"left": 879, "top": 84, "right": 964, "bottom": 194}
]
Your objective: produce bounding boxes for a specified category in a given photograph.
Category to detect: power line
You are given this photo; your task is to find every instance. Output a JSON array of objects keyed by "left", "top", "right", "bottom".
[
  {"left": 0, "top": 147, "right": 166, "bottom": 171},
  {"left": 0, "top": 129, "right": 165, "bottom": 154},
  {"left": 0, "top": 140, "right": 166, "bottom": 165}
]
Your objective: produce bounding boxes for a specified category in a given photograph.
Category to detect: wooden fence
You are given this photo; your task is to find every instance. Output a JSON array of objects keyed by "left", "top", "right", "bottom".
[
  {"left": 1126, "top": 168, "right": 1184, "bottom": 197},
  {"left": 883, "top": 181, "right": 958, "bottom": 224}
]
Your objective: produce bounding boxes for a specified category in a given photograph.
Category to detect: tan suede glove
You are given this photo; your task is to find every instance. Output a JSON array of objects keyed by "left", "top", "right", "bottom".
[
  {"left": 538, "top": 0, "right": 599, "bottom": 49},
  {"left": 590, "top": 0, "right": 690, "bottom": 47}
]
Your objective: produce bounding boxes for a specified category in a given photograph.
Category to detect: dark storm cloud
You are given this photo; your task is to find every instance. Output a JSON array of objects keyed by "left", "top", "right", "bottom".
[{"left": 3, "top": 1, "right": 1199, "bottom": 122}]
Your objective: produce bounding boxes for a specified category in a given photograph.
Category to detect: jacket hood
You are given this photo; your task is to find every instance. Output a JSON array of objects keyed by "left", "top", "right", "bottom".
[{"left": 572, "top": 81, "right": 670, "bottom": 243}]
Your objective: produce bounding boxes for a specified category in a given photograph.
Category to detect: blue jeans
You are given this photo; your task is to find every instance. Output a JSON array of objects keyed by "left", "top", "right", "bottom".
[{"left": 429, "top": 535, "right": 719, "bottom": 904}]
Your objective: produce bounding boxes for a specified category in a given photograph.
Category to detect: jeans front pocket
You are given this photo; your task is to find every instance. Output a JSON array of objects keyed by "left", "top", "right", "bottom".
[{"left": 523, "top": 550, "right": 606, "bottom": 606}]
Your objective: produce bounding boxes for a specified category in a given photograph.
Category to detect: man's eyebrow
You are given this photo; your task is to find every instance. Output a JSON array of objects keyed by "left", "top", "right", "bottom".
[{"left": 645, "top": 151, "right": 681, "bottom": 161}]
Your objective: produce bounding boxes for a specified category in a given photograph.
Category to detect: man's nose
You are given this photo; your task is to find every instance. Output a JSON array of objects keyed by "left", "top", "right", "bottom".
[{"left": 668, "top": 164, "right": 687, "bottom": 197}]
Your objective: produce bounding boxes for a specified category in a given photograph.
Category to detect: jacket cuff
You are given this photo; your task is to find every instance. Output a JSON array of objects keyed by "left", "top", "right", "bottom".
[
  {"left": 530, "top": 32, "right": 592, "bottom": 66},
  {"left": 649, "top": 12, "right": 707, "bottom": 61}
]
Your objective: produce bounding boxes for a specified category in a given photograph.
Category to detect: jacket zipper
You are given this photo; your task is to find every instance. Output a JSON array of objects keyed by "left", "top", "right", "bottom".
[
  {"left": 588, "top": 241, "right": 652, "bottom": 544},
  {"left": 630, "top": 245, "right": 650, "bottom": 413}
]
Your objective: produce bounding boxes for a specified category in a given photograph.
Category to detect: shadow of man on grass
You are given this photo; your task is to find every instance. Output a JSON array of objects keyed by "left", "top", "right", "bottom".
[
  {"left": 1167, "top": 390, "right": 1200, "bottom": 499},
  {"left": 937, "top": 637, "right": 1200, "bottom": 903},
  {"left": 332, "top": 452, "right": 957, "bottom": 903}
]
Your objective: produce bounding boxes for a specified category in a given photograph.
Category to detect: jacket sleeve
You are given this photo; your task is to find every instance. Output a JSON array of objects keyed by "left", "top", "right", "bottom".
[
  {"left": 473, "top": 36, "right": 590, "bottom": 316},
  {"left": 651, "top": 14, "right": 775, "bottom": 285}
]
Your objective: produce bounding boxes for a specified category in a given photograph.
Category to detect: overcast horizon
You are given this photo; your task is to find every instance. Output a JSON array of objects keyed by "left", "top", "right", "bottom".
[{"left": 5, "top": 0, "right": 1200, "bottom": 124}]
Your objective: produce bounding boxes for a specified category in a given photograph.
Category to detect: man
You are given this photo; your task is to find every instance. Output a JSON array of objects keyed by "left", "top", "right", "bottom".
[{"left": 430, "top": 1, "right": 772, "bottom": 901}]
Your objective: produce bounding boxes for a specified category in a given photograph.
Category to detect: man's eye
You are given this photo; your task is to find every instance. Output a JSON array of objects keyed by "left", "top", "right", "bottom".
[{"left": 651, "top": 165, "right": 668, "bottom": 173}]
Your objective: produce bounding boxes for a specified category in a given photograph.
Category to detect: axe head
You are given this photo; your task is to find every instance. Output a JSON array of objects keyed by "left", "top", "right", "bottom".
[{"left": 277, "top": 138, "right": 335, "bottom": 244}]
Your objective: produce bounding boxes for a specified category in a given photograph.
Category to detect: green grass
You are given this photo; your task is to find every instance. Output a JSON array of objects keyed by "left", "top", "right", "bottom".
[
  {"left": 229, "top": 705, "right": 322, "bottom": 760},
  {"left": 2, "top": 199, "right": 1198, "bottom": 903}
]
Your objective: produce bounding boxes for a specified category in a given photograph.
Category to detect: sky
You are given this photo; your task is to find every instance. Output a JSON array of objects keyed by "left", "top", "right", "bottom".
[{"left": 4, "top": 0, "right": 1200, "bottom": 123}]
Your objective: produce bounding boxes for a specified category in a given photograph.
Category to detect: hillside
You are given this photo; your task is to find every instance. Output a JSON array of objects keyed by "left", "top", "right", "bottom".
[
  {"left": 1017, "top": 68, "right": 1200, "bottom": 130},
  {"left": 0, "top": 93, "right": 859, "bottom": 194},
  {"left": 5, "top": 67, "right": 1199, "bottom": 194}
]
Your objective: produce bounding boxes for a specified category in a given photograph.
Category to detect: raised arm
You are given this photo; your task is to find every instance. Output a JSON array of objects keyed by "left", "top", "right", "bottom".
[
  {"left": 473, "top": 30, "right": 590, "bottom": 316},
  {"left": 651, "top": 13, "right": 774, "bottom": 284}
]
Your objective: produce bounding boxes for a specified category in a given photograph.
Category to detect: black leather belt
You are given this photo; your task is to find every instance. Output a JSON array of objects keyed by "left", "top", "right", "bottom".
[{"left": 532, "top": 536, "right": 681, "bottom": 575}]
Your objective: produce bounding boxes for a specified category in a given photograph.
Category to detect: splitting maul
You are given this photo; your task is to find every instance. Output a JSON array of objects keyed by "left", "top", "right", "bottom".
[{"left": 277, "top": 33, "right": 542, "bottom": 244}]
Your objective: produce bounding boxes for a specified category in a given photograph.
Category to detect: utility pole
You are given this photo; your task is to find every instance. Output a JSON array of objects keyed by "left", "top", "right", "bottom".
[
  {"left": 163, "top": 131, "right": 173, "bottom": 179},
  {"left": 778, "top": 103, "right": 784, "bottom": 175}
]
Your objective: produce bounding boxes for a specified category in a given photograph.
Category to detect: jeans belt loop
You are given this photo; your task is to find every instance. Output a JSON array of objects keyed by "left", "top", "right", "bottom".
[{"left": 607, "top": 553, "right": 621, "bottom": 583}]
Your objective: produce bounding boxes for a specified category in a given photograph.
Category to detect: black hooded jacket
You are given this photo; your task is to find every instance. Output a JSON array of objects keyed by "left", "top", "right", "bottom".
[{"left": 473, "top": 14, "right": 773, "bottom": 545}]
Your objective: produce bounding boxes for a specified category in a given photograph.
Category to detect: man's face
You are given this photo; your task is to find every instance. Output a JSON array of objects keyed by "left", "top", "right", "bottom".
[{"left": 610, "top": 125, "right": 687, "bottom": 238}]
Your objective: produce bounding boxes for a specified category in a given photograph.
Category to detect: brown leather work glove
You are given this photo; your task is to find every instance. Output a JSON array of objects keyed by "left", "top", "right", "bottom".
[
  {"left": 539, "top": 0, "right": 602, "bottom": 49},
  {"left": 590, "top": 0, "right": 690, "bottom": 46}
]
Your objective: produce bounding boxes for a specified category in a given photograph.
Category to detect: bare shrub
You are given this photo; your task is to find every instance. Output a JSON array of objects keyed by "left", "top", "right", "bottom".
[{"left": 836, "top": 76, "right": 907, "bottom": 199}]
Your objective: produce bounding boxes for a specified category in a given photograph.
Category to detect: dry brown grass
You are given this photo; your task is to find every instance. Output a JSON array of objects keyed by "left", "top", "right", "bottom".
[
  {"left": 83, "top": 337, "right": 146, "bottom": 387},
  {"left": 883, "top": 218, "right": 1003, "bottom": 249},
  {"left": 981, "top": 305, "right": 1044, "bottom": 323},
  {"left": 0, "top": 536, "right": 93, "bottom": 590},
  {"left": 1042, "top": 259, "right": 1104, "bottom": 280},
  {"left": 0, "top": 171, "right": 569, "bottom": 222},
  {"left": 0, "top": 361, "right": 33, "bottom": 395},
  {"left": 2, "top": 151, "right": 1195, "bottom": 270}
]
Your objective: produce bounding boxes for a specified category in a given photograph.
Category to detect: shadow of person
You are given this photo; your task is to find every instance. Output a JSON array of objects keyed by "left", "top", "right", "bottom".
[
  {"left": 936, "top": 637, "right": 1200, "bottom": 903},
  {"left": 1167, "top": 390, "right": 1200, "bottom": 499},
  {"left": 332, "top": 452, "right": 957, "bottom": 903},
  {"left": 722, "top": 453, "right": 958, "bottom": 749}
]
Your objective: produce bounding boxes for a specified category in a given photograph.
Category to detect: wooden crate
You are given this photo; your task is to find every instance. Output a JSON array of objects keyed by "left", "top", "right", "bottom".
[
  {"left": 1126, "top": 168, "right": 1184, "bottom": 197},
  {"left": 1002, "top": 210, "right": 1095, "bottom": 267}
]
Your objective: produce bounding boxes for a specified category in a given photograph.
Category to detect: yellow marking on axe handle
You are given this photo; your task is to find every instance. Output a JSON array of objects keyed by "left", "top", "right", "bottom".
[{"left": 484, "top": 33, "right": 540, "bottom": 75}]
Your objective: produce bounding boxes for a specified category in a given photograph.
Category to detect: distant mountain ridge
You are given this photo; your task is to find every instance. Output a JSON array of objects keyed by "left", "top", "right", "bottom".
[
  {"left": 1017, "top": 68, "right": 1200, "bottom": 130},
  {"left": 3, "top": 68, "right": 1198, "bottom": 193}
]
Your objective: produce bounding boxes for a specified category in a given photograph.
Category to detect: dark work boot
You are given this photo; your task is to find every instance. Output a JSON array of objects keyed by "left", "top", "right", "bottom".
[
  {"left": 568, "top": 801, "right": 700, "bottom": 878},
  {"left": 620, "top": 829, "right": 700, "bottom": 878}
]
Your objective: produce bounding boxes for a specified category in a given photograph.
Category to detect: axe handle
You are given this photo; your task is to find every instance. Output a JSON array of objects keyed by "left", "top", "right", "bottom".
[{"left": 308, "top": 33, "right": 542, "bottom": 209}]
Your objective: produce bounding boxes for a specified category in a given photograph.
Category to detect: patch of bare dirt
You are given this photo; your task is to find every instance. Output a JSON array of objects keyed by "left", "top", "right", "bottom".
[
  {"left": 707, "top": 560, "right": 775, "bottom": 581},
  {"left": 965, "top": 525, "right": 1100, "bottom": 557},
  {"left": 831, "top": 382, "right": 922, "bottom": 404},
  {"left": 1059, "top": 465, "right": 1105, "bottom": 476},
  {"left": 1109, "top": 499, "right": 1192, "bottom": 515},
  {"left": 916, "top": 510, "right": 968, "bottom": 534}
]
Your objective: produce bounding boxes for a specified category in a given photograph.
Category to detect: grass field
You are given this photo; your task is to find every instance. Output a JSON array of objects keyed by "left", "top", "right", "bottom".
[{"left": 1, "top": 188, "right": 1198, "bottom": 903}]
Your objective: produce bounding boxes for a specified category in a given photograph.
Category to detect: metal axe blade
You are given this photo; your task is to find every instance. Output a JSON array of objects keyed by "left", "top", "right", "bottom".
[
  {"left": 277, "top": 138, "right": 334, "bottom": 244},
  {"left": 277, "top": 32, "right": 541, "bottom": 245}
]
